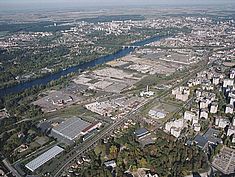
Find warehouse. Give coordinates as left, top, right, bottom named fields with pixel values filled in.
left=51, top=117, right=101, bottom=142
left=25, top=146, right=64, bottom=172
left=51, top=117, right=92, bottom=141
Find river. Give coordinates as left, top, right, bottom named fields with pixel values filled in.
left=0, top=35, right=164, bottom=98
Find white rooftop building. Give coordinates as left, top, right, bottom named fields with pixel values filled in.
left=184, top=111, right=196, bottom=122
left=148, top=110, right=166, bottom=119
left=170, top=127, right=181, bottom=138
left=212, top=76, right=220, bottom=85
left=223, top=79, right=234, bottom=88
left=193, top=123, right=201, bottom=132
left=215, top=117, right=230, bottom=128
left=172, top=86, right=190, bottom=102
left=140, top=85, right=155, bottom=97
left=210, top=102, right=218, bottom=114
left=227, top=126, right=235, bottom=136
left=200, top=109, right=209, bottom=119
left=225, top=104, right=233, bottom=114
left=25, top=146, right=64, bottom=172
left=165, top=119, right=184, bottom=138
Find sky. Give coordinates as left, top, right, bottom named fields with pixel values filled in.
left=0, top=0, right=234, bottom=12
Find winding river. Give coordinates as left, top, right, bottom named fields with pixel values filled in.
left=0, top=35, right=164, bottom=98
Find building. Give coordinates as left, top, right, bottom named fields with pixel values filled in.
left=184, top=111, right=196, bottom=122
left=229, top=96, right=235, bottom=106
left=193, top=135, right=208, bottom=150
left=134, top=128, right=149, bottom=138
left=230, top=69, right=235, bottom=79
left=210, top=102, right=218, bottom=114
left=199, top=99, right=209, bottom=109
left=165, top=119, right=184, bottom=138
left=104, top=160, right=117, bottom=168
left=215, top=117, right=230, bottom=128
left=37, top=122, right=52, bottom=134
left=25, top=146, right=64, bottom=172
left=176, top=93, right=189, bottom=102
left=148, top=110, right=166, bottom=119
left=212, top=76, right=220, bottom=85
left=233, top=118, right=235, bottom=126
left=223, top=79, right=234, bottom=88
left=193, top=123, right=201, bottom=132
left=140, top=85, right=154, bottom=97
left=203, top=128, right=222, bottom=145
left=200, top=109, right=209, bottom=119
left=227, top=126, right=235, bottom=136
left=165, top=119, right=184, bottom=132
left=192, top=116, right=199, bottom=125
left=195, top=89, right=202, bottom=97
left=172, top=86, right=190, bottom=102
left=225, top=104, right=233, bottom=114
left=193, top=128, right=222, bottom=150
left=51, top=117, right=101, bottom=141
left=212, top=146, right=235, bottom=174
left=170, top=127, right=181, bottom=138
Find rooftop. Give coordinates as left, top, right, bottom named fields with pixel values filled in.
left=193, top=135, right=208, bottom=149
left=134, top=128, right=149, bottom=138
left=203, top=128, right=222, bottom=144
left=25, top=146, right=64, bottom=172
left=51, top=117, right=91, bottom=141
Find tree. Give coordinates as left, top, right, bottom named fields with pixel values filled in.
left=109, top=145, right=118, bottom=159
left=139, top=157, right=147, bottom=168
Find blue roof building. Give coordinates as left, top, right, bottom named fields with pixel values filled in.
left=134, top=128, right=149, bottom=138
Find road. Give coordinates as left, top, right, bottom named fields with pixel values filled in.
left=2, top=159, right=21, bottom=177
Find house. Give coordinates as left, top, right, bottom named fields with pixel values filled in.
left=104, top=160, right=116, bottom=168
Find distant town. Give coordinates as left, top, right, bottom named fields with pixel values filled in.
left=0, top=4, right=235, bottom=177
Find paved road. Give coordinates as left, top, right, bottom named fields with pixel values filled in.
left=2, top=159, right=21, bottom=177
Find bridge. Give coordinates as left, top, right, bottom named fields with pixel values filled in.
left=122, top=45, right=139, bottom=49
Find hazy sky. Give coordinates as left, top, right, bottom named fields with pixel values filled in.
left=0, top=0, right=234, bottom=11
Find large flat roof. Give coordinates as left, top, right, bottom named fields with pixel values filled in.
left=52, top=117, right=91, bottom=140
left=134, top=128, right=149, bottom=138
left=25, top=146, right=64, bottom=172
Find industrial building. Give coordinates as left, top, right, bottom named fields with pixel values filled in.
left=134, top=128, right=149, bottom=138
left=25, top=146, right=64, bottom=172
left=51, top=117, right=101, bottom=141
